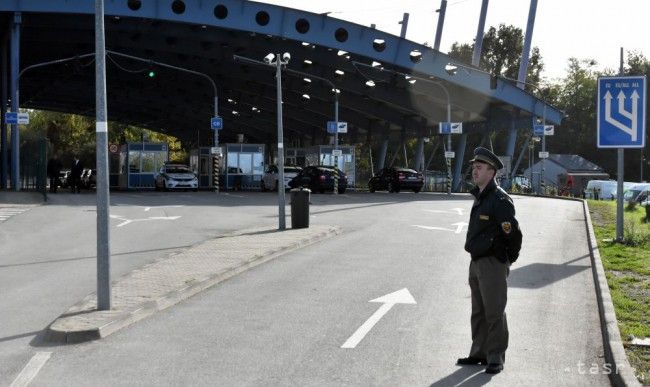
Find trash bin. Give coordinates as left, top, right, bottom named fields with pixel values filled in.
left=290, top=187, right=310, bottom=229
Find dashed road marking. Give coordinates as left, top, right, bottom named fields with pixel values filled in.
left=10, top=352, right=51, bottom=387
left=0, top=206, right=32, bottom=223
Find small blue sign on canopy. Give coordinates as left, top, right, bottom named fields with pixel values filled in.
left=327, top=121, right=347, bottom=134
left=211, top=116, right=223, bottom=130
left=597, top=76, right=646, bottom=148
left=4, top=112, right=29, bottom=124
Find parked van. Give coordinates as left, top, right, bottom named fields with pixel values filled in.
left=610, top=182, right=637, bottom=198
left=623, top=183, right=650, bottom=203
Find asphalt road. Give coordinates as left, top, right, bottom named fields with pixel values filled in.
left=0, top=191, right=610, bottom=386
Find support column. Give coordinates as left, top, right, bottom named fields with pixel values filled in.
left=452, top=133, right=467, bottom=191
left=1, top=36, right=8, bottom=189
left=377, top=123, right=389, bottom=171
left=10, top=13, right=20, bottom=191
left=506, top=0, right=537, bottom=183
left=415, top=136, right=424, bottom=171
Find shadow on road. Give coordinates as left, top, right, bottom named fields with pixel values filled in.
left=509, top=254, right=591, bottom=289
left=429, top=366, right=494, bottom=386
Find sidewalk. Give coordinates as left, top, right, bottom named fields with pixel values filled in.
left=45, top=224, right=341, bottom=343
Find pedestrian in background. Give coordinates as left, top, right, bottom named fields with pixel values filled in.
left=47, top=153, right=62, bottom=193
left=70, top=156, right=84, bottom=194
left=457, top=147, right=522, bottom=375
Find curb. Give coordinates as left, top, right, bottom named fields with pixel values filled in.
left=582, top=200, right=641, bottom=386
left=44, top=225, right=342, bottom=344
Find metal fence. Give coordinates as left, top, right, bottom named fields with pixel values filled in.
left=19, top=138, right=48, bottom=198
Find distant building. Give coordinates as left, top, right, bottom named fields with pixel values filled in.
left=522, top=154, right=609, bottom=195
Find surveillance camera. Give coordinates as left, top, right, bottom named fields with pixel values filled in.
left=282, top=52, right=291, bottom=62
left=264, top=53, right=275, bottom=64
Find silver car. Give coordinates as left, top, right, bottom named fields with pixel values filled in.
left=155, top=164, right=198, bottom=191
left=261, top=165, right=302, bottom=191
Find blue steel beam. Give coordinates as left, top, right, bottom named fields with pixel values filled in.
left=0, top=0, right=561, bottom=124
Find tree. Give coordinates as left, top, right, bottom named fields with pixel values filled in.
left=448, top=24, right=544, bottom=89
left=22, top=110, right=187, bottom=167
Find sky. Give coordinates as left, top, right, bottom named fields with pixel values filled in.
left=257, top=0, right=650, bottom=82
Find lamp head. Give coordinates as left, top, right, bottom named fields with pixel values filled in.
left=264, top=53, right=275, bottom=64
left=444, top=63, right=458, bottom=76
left=282, top=52, right=291, bottom=62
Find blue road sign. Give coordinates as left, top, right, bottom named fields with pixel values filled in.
left=4, top=112, right=29, bottom=124
left=597, top=76, right=646, bottom=148
left=533, top=125, right=554, bottom=136
left=326, top=121, right=347, bottom=134
left=5, top=112, right=17, bottom=124
left=211, top=116, right=223, bottom=130
left=438, top=122, right=463, bottom=134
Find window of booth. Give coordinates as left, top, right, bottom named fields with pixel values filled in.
left=253, top=153, right=264, bottom=174
left=129, top=151, right=140, bottom=173
left=239, top=153, right=252, bottom=174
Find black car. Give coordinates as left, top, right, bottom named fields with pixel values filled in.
left=368, top=167, right=423, bottom=193
left=288, top=166, right=347, bottom=194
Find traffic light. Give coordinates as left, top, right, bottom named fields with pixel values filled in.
left=148, top=70, right=155, bottom=78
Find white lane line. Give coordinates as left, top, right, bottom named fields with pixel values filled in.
left=10, top=352, right=52, bottom=387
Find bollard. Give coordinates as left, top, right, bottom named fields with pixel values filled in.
left=290, top=187, right=310, bottom=228
left=646, top=204, right=650, bottom=222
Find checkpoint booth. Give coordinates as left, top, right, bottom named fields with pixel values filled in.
left=224, top=143, right=265, bottom=190
left=191, top=144, right=264, bottom=190
left=117, top=142, right=168, bottom=189
left=305, top=145, right=356, bottom=188
left=189, top=147, right=223, bottom=189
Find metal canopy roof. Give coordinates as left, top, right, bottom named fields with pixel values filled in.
left=0, top=0, right=562, bottom=147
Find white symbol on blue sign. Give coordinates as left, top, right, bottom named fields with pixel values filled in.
left=211, top=117, right=223, bottom=130
left=4, top=112, right=29, bottom=124
left=597, top=76, right=646, bottom=148
left=533, top=125, right=554, bottom=136
left=327, top=121, right=347, bottom=134
left=439, top=122, right=462, bottom=134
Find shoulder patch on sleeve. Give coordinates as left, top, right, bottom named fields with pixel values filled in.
left=501, top=222, right=512, bottom=234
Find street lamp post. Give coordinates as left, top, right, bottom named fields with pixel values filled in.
left=233, top=53, right=291, bottom=230
left=274, top=53, right=287, bottom=229
left=281, top=67, right=340, bottom=194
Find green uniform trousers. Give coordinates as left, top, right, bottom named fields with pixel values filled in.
left=468, top=255, right=509, bottom=365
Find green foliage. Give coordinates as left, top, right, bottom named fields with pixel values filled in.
left=22, top=110, right=186, bottom=166
left=448, top=24, right=544, bottom=88
left=590, top=201, right=650, bottom=383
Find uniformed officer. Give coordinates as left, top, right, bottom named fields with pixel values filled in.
left=457, top=147, right=522, bottom=374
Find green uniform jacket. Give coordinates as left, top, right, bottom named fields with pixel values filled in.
left=464, top=179, right=522, bottom=263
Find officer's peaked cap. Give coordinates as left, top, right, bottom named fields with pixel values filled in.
left=469, top=147, right=503, bottom=170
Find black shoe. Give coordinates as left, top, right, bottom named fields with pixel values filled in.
left=485, top=363, right=503, bottom=374
left=457, top=356, right=487, bottom=365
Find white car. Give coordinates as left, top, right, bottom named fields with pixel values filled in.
left=261, top=165, right=302, bottom=191
left=155, top=164, right=198, bottom=191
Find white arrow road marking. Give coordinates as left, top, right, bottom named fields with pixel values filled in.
left=413, top=225, right=454, bottom=232
left=424, top=207, right=464, bottom=215
left=143, top=205, right=184, bottom=212
left=452, top=222, right=468, bottom=234
left=10, top=352, right=51, bottom=387
left=341, top=288, right=416, bottom=349
left=110, top=214, right=181, bottom=227
left=413, top=222, right=467, bottom=234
